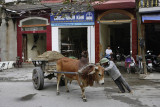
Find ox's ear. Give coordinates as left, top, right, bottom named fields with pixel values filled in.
left=95, top=66, right=98, bottom=70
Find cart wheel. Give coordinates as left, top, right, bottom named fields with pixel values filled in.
left=32, top=67, right=44, bottom=90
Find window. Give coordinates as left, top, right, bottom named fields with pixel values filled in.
left=22, top=19, right=47, bottom=26
left=101, top=13, right=130, bottom=21
left=22, top=26, right=46, bottom=31
left=19, top=17, right=49, bottom=31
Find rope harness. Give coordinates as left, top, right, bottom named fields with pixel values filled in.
left=48, top=64, right=96, bottom=86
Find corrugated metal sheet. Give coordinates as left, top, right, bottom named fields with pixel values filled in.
left=7, top=4, right=49, bottom=12
left=6, top=0, right=135, bottom=14
left=41, top=0, right=63, bottom=3
left=6, top=3, right=93, bottom=13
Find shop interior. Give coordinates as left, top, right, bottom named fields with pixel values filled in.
left=60, top=28, right=87, bottom=58
left=22, top=33, right=47, bottom=61
left=145, top=24, right=160, bottom=55
left=100, top=23, right=130, bottom=59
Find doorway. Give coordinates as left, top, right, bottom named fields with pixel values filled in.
left=22, top=33, right=47, bottom=61
left=60, top=28, right=87, bottom=58
left=100, top=23, right=130, bottom=59
left=145, top=24, right=160, bottom=55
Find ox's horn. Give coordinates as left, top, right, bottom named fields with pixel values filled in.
left=78, top=64, right=95, bottom=73
left=88, top=68, right=96, bottom=75
left=95, top=66, right=98, bottom=70
left=88, top=66, right=99, bottom=75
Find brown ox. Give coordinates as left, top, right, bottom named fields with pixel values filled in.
left=56, top=57, right=104, bottom=102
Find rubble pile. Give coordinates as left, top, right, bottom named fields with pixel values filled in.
left=33, top=51, right=64, bottom=62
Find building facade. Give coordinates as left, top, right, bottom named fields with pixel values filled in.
left=0, top=5, right=17, bottom=61
left=139, top=0, right=160, bottom=55
left=17, top=15, right=52, bottom=61
left=93, top=0, right=137, bottom=62
left=50, top=10, right=95, bottom=63
left=0, top=0, right=138, bottom=64
left=0, top=1, right=52, bottom=62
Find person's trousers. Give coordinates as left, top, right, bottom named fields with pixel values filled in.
left=114, top=76, right=131, bottom=93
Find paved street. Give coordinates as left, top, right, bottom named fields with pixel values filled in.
left=0, top=66, right=160, bottom=107
left=1, top=0, right=160, bottom=107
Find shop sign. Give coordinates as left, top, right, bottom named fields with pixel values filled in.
left=142, top=14, right=160, bottom=22
left=50, top=11, right=95, bottom=26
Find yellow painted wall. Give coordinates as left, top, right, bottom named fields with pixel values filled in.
left=100, top=24, right=110, bottom=59
left=27, top=33, right=46, bottom=61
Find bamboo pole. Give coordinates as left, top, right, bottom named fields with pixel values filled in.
left=136, top=0, right=147, bottom=75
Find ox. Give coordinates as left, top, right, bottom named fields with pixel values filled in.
left=56, top=57, right=104, bottom=102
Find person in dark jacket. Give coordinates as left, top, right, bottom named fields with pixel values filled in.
left=100, top=58, right=133, bottom=93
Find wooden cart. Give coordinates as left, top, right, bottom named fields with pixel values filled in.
left=32, top=51, right=65, bottom=90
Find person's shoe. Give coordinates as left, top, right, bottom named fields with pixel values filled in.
left=129, top=90, right=133, bottom=94
left=118, top=91, right=121, bottom=93
left=118, top=91, right=125, bottom=93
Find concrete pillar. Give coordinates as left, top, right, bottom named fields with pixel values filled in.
left=0, top=11, right=17, bottom=61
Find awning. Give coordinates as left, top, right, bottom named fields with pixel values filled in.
left=6, top=3, right=93, bottom=14
left=93, top=0, right=135, bottom=10
left=142, top=14, right=160, bottom=22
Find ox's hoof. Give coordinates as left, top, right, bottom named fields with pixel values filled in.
left=83, top=98, right=87, bottom=102
left=56, top=92, right=60, bottom=95
left=66, top=90, right=70, bottom=93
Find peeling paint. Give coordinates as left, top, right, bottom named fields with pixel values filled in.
left=6, top=20, right=9, bottom=61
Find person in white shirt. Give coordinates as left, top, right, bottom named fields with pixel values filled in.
left=105, top=45, right=113, bottom=60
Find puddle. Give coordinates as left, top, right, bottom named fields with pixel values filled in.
left=20, top=93, right=37, bottom=101
left=112, top=95, right=149, bottom=107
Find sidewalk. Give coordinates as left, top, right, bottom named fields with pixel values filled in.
left=115, top=61, right=160, bottom=80
left=140, top=72, right=160, bottom=80
left=0, top=67, right=34, bottom=81
left=1, top=64, right=160, bottom=82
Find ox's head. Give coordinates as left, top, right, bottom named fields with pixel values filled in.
left=78, top=64, right=104, bottom=85
left=90, top=65, right=105, bottom=85
left=81, top=51, right=88, bottom=58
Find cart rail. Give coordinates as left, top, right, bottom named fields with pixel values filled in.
left=47, top=70, right=78, bottom=74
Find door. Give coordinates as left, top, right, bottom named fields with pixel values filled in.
left=22, top=34, right=27, bottom=61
